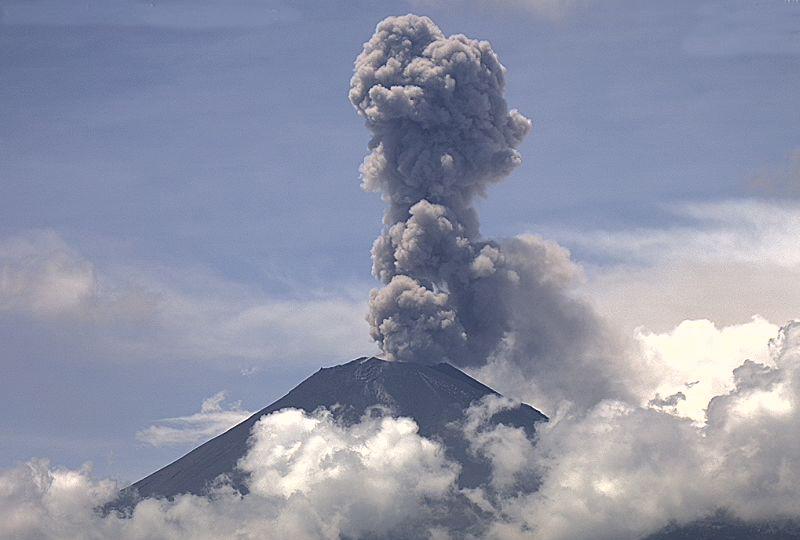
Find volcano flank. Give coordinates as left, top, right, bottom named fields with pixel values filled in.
left=122, top=357, right=547, bottom=503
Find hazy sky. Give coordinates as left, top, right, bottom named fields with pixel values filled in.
left=2, top=0, right=799, bottom=484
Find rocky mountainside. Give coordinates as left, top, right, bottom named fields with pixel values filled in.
left=116, top=357, right=800, bottom=539
left=122, top=356, right=547, bottom=502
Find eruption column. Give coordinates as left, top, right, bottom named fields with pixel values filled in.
left=350, top=14, right=531, bottom=365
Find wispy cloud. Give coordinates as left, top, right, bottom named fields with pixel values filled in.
left=567, top=200, right=800, bottom=267
left=136, top=391, right=252, bottom=447
left=0, top=230, right=376, bottom=369
left=544, top=199, right=800, bottom=332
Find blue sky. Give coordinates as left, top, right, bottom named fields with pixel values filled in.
left=1, top=0, right=799, bottom=483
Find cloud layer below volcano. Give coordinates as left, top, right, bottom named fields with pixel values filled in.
left=3, top=320, right=800, bottom=540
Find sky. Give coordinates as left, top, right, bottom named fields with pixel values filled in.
left=1, top=0, right=799, bottom=504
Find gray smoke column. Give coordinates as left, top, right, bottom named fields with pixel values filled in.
left=350, top=14, right=530, bottom=361
left=350, top=15, right=630, bottom=409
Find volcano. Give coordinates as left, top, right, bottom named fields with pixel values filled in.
left=122, top=357, right=547, bottom=503
left=116, top=357, right=800, bottom=539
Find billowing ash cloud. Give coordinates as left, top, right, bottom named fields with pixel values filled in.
left=350, top=14, right=530, bottom=366
left=351, top=15, right=631, bottom=411
left=349, top=15, right=531, bottom=227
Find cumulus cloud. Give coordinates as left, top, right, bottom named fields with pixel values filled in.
left=635, top=317, right=779, bottom=423
left=0, top=229, right=374, bottom=369
left=351, top=14, right=632, bottom=413
left=458, top=321, right=800, bottom=540
left=0, top=460, right=119, bottom=540
left=136, top=392, right=253, bottom=447
left=239, top=409, right=460, bottom=537
left=0, top=410, right=460, bottom=540
left=4, top=321, right=800, bottom=539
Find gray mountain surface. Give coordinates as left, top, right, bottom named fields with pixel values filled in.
left=116, top=357, right=799, bottom=539
left=121, top=356, right=547, bottom=503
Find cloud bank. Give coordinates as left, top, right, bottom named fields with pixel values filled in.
left=1, top=410, right=460, bottom=540
left=480, top=320, right=800, bottom=539
left=3, top=321, right=800, bottom=539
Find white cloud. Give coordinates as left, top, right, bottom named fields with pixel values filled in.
left=553, top=199, right=800, bottom=333
left=577, top=200, right=800, bottom=268
left=0, top=459, right=134, bottom=540
left=0, top=230, right=157, bottom=323
left=0, top=411, right=460, bottom=540
left=240, top=409, right=459, bottom=537
left=462, top=395, right=538, bottom=491
left=136, top=391, right=252, bottom=447
left=636, top=316, right=780, bottom=423
left=466, top=321, right=800, bottom=540
left=4, top=320, right=800, bottom=539
left=0, top=230, right=376, bottom=369
left=483, top=402, right=714, bottom=540
left=0, top=230, right=99, bottom=318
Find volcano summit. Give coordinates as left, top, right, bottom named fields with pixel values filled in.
left=122, top=357, right=547, bottom=503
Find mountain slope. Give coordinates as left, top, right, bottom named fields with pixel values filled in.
left=124, top=357, right=547, bottom=502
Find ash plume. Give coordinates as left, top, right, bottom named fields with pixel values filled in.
left=350, top=15, right=630, bottom=409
